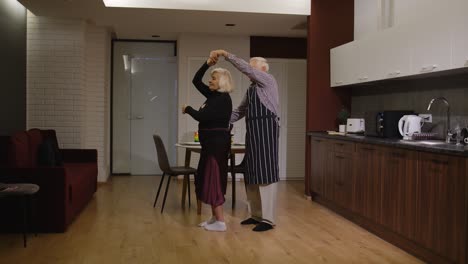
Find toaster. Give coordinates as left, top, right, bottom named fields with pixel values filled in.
left=346, top=118, right=365, bottom=133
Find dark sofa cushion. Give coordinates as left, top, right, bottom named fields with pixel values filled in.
left=8, top=131, right=30, bottom=168
left=0, top=136, right=9, bottom=166
left=38, top=138, right=63, bottom=167
left=28, top=129, right=43, bottom=167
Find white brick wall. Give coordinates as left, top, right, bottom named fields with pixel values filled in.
left=26, top=11, right=110, bottom=182
left=84, top=25, right=110, bottom=182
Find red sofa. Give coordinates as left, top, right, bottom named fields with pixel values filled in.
left=0, top=129, right=97, bottom=232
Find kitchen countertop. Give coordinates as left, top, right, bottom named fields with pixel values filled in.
left=307, top=131, right=468, bottom=157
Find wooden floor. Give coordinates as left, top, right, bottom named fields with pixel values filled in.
left=0, top=176, right=423, bottom=264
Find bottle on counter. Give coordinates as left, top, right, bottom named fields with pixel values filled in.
left=194, top=131, right=199, bottom=142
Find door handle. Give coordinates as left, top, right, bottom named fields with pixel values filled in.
left=135, top=115, right=144, bottom=119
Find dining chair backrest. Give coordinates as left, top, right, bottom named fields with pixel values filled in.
left=153, top=134, right=171, bottom=173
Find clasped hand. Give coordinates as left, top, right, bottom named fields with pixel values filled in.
left=207, top=50, right=228, bottom=66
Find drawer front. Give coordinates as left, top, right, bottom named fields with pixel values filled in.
left=331, top=140, right=355, bottom=153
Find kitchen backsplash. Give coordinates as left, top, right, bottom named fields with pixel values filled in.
left=351, top=74, right=468, bottom=137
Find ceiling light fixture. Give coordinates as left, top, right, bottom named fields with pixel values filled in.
left=101, top=0, right=310, bottom=16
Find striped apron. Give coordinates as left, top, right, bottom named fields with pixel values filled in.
left=245, top=85, right=280, bottom=185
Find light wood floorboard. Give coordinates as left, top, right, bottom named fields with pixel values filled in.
left=0, top=176, right=423, bottom=264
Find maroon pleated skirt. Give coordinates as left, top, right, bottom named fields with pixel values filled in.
left=195, top=129, right=230, bottom=207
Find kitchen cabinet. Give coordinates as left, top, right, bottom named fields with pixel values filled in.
left=310, top=138, right=327, bottom=195
left=451, top=1, right=468, bottom=69
left=354, top=0, right=380, bottom=40
left=309, top=134, right=468, bottom=264
left=380, top=147, right=417, bottom=240
left=353, top=144, right=382, bottom=222
left=393, top=0, right=419, bottom=27
left=331, top=0, right=467, bottom=87
left=355, top=36, right=381, bottom=83
left=415, top=153, right=466, bottom=263
left=330, top=42, right=356, bottom=87
left=376, top=26, right=411, bottom=79
left=329, top=140, right=354, bottom=208
left=410, top=20, right=452, bottom=75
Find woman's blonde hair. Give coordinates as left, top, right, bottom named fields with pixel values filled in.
left=211, top=68, right=234, bottom=93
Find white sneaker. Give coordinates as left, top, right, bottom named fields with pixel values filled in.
left=204, top=221, right=227, bottom=232
left=198, top=216, right=216, bottom=227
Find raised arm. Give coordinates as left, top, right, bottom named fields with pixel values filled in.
left=211, top=50, right=274, bottom=88
left=192, top=61, right=213, bottom=98
left=230, top=92, right=248, bottom=123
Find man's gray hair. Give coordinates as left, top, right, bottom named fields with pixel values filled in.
left=250, top=57, right=269, bottom=72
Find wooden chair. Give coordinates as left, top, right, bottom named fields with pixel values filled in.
left=153, top=134, right=197, bottom=213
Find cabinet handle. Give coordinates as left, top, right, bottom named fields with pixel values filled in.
left=431, top=64, right=438, bottom=70
left=335, top=81, right=343, bottom=84
left=335, top=143, right=345, bottom=146
left=431, top=159, right=448, bottom=165
left=395, top=70, right=401, bottom=75
left=335, top=155, right=345, bottom=159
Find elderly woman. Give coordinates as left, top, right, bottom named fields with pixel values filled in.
left=182, top=57, right=233, bottom=232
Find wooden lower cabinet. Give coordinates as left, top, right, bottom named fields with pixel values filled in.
left=380, top=147, right=418, bottom=241
left=309, top=136, right=468, bottom=264
left=415, top=153, right=466, bottom=263
left=353, top=144, right=382, bottom=223
left=310, top=138, right=327, bottom=196
left=329, top=151, right=353, bottom=209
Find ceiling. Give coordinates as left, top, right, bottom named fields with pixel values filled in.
left=19, top=0, right=308, bottom=40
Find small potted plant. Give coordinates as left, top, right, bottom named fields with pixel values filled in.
left=337, top=107, right=350, bottom=133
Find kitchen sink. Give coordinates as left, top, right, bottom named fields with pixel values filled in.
left=399, top=140, right=449, bottom=146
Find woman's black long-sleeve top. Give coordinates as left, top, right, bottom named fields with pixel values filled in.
left=185, top=62, right=232, bottom=130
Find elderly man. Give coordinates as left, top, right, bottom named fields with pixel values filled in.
left=210, top=50, right=279, bottom=232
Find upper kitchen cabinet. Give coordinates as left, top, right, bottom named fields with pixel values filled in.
left=331, top=0, right=465, bottom=87
left=355, top=35, right=382, bottom=83
left=393, top=0, right=418, bottom=27
left=409, top=19, right=452, bottom=75
left=451, top=0, right=468, bottom=69
left=330, top=42, right=356, bottom=87
left=376, top=26, right=411, bottom=80
left=354, top=0, right=380, bottom=40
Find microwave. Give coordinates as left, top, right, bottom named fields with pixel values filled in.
left=364, top=110, right=414, bottom=138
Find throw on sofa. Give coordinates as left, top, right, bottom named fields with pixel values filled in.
left=0, top=129, right=97, bottom=232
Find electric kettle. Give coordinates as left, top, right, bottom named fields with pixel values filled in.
left=398, top=115, right=424, bottom=140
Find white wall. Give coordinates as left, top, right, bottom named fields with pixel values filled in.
left=84, top=25, right=111, bottom=181
left=26, top=11, right=111, bottom=182
left=177, top=33, right=250, bottom=169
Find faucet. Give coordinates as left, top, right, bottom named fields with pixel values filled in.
left=427, top=97, right=452, bottom=143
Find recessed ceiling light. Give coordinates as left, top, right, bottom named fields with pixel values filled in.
left=225, top=24, right=236, bottom=27
left=151, top=35, right=160, bottom=38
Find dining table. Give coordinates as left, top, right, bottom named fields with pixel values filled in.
left=175, top=142, right=246, bottom=214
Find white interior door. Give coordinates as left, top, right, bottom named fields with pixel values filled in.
left=268, top=59, right=307, bottom=180
left=130, top=57, right=177, bottom=175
